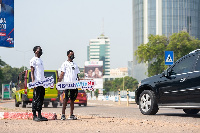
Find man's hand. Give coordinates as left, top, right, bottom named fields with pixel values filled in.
left=58, top=71, right=64, bottom=82
left=31, top=66, right=35, bottom=82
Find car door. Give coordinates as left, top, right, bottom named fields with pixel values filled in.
left=157, top=55, right=196, bottom=104
left=186, top=53, right=200, bottom=104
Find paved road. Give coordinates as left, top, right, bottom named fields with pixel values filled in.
left=0, top=99, right=199, bottom=118
left=0, top=99, right=199, bottom=133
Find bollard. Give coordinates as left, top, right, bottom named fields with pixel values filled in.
left=127, top=89, right=129, bottom=106
left=118, top=89, right=121, bottom=105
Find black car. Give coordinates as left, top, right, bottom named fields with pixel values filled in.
left=135, top=49, right=200, bottom=115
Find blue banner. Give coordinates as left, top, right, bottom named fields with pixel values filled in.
left=0, top=0, right=14, bottom=48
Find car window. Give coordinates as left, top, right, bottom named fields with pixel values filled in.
left=18, top=72, right=25, bottom=89
left=29, top=72, right=56, bottom=84
left=171, top=55, right=195, bottom=75
left=194, top=55, right=200, bottom=71
left=78, top=90, right=85, bottom=93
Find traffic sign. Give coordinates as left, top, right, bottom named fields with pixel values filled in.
left=165, top=51, right=174, bottom=65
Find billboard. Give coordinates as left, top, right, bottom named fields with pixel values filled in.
left=2, top=84, right=11, bottom=99
left=0, top=0, right=14, bottom=48
left=84, top=61, right=103, bottom=89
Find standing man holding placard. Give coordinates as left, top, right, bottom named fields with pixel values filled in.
left=58, top=50, right=80, bottom=120
left=30, top=46, right=48, bottom=122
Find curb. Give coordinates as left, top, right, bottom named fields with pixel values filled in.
left=0, top=112, right=57, bottom=120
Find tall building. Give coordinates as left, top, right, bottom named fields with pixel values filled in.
left=87, top=34, right=110, bottom=76
left=132, top=0, right=200, bottom=81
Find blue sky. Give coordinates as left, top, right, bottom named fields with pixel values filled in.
left=0, top=0, right=132, bottom=70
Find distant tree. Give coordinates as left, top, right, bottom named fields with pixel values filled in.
left=0, top=57, right=6, bottom=80
left=94, top=89, right=99, bottom=98
left=135, top=34, right=168, bottom=77
left=167, top=31, right=200, bottom=61
left=103, top=80, right=112, bottom=95
left=1, top=65, right=13, bottom=84
left=103, top=76, right=138, bottom=94
left=1, top=65, right=28, bottom=84
left=111, top=78, right=123, bottom=91
left=135, top=31, right=200, bottom=77
left=124, top=76, right=138, bottom=91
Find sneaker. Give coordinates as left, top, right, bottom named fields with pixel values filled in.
left=61, top=114, right=66, bottom=120
left=38, top=116, right=48, bottom=121
left=68, top=114, right=77, bottom=120
left=33, top=116, right=40, bottom=122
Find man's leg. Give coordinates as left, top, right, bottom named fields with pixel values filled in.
left=32, top=87, right=40, bottom=121
left=61, top=90, right=69, bottom=120
left=70, top=100, right=74, bottom=116
left=68, top=89, right=78, bottom=119
left=38, top=86, right=45, bottom=119
left=62, top=98, right=67, bottom=115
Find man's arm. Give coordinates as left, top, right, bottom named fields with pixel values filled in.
left=58, top=71, right=64, bottom=82
left=31, top=66, right=35, bottom=82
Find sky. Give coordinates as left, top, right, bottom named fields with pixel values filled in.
left=0, top=0, right=132, bottom=70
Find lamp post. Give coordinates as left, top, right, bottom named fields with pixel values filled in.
left=123, top=73, right=125, bottom=91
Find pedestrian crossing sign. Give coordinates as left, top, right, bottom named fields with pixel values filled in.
left=165, top=51, right=174, bottom=65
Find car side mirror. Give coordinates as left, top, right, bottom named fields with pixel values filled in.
left=162, top=70, right=168, bottom=77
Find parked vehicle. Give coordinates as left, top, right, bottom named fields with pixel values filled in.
left=135, top=49, right=200, bottom=115
left=15, top=70, right=59, bottom=108
left=59, top=88, right=87, bottom=106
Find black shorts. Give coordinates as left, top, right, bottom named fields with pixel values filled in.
left=64, top=89, right=78, bottom=101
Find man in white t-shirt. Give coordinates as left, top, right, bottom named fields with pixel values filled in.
left=58, top=50, right=80, bottom=120
left=30, top=46, right=47, bottom=122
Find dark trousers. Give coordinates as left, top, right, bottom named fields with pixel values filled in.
left=32, top=86, right=45, bottom=112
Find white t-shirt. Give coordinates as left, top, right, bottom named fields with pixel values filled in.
left=60, top=61, right=80, bottom=82
left=30, top=56, right=45, bottom=82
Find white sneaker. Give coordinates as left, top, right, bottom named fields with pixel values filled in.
left=68, top=114, right=77, bottom=120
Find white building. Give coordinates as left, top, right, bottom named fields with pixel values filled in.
left=110, top=67, right=128, bottom=77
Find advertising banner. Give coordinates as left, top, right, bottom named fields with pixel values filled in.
left=2, top=84, right=10, bottom=99
left=84, top=61, right=103, bottom=89
left=0, top=0, right=14, bottom=48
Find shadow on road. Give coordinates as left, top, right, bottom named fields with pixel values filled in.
left=156, top=113, right=200, bottom=118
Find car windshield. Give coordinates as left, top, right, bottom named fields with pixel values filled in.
left=29, top=72, right=56, bottom=84
left=78, top=89, right=85, bottom=93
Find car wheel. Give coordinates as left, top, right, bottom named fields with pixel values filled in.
left=15, top=96, right=19, bottom=107
left=183, top=109, right=199, bottom=115
left=44, top=102, right=49, bottom=108
left=60, top=102, right=62, bottom=106
left=84, top=103, right=87, bottom=107
left=52, top=101, right=58, bottom=108
left=79, top=104, right=81, bottom=106
left=139, top=90, right=158, bottom=115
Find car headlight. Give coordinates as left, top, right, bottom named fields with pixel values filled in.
left=138, top=81, right=141, bottom=88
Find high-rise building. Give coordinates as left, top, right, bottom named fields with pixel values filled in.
left=132, top=0, right=200, bottom=81
left=87, top=34, right=110, bottom=76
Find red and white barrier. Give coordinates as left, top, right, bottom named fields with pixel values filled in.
left=0, top=112, right=57, bottom=120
